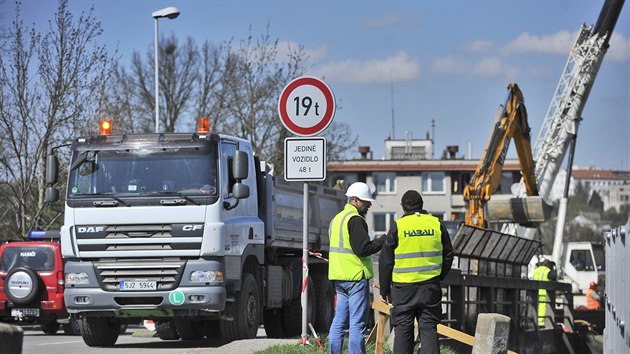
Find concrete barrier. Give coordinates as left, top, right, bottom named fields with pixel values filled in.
left=0, top=322, right=24, bottom=354
left=472, top=313, right=511, bottom=354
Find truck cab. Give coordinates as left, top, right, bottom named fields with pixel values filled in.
left=562, top=242, right=605, bottom=296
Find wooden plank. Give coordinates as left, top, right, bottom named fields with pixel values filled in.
left=375, top=314, right=387, bottom=354
left=370, top=299, right=518, bottom=354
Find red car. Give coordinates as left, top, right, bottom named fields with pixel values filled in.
left=0, top=231, right=79, bottom=334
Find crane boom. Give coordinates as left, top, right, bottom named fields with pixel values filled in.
left=506, top=0, right=625, bottom=250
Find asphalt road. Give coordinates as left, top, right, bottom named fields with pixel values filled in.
left=20, top=325, right=296, bottom=354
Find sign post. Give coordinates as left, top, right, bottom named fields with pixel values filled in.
left=278, top=76, right=335, bottom=344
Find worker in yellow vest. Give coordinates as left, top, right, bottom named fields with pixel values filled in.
left=379, top=190, right=454, bottom=354
left=328, top=182, right=385, bottom=354
left=532, top=258, right=557, bottom=328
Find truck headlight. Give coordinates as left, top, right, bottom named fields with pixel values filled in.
left=190, top=270, right=222, bottom=283
left=65, top=272, right=89, bottom=285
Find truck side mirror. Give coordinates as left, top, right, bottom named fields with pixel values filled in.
left=232, top=151, right=248, bottom=180
left=46, top=154, right=59, bottom=185
left=224, top=150, right=250, bottom=210
left=45, top=186, right=59, bottom=203
left=232, top=183, right=250, bottom=199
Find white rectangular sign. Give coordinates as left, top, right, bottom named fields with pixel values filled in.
left=284, top=137, right=326, bottom=181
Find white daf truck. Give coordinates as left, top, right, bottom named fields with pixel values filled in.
left=45, top=123, right=344, bottom=346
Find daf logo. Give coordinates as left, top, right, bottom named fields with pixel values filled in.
left=182, top=225, right=203, bottom=231
left=78, top=226, right=105, bottom=233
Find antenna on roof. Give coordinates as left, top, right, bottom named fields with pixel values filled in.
left=390, top=78, right=395, bottom=140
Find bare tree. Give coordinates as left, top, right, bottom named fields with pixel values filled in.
left=114, top=24, right=357, bottom=174
left=0, top=0, right=114, bottom=239
left=128, top=34, right=198, bottom=133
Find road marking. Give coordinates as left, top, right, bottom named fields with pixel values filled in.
left=37, top=340, right=84, bottom=345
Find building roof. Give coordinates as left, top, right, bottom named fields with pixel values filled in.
left=572, top=169, right=622, bottom=180
left=327, top=158, right=523, bottom=172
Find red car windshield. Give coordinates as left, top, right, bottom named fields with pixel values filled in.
left=0, top=246, right=55, bottom=272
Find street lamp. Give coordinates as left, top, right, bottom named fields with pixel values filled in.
left=152, top=6, right=180, bottom=133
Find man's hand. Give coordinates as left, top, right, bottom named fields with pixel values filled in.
left=379, top=294, right=390, bottom=304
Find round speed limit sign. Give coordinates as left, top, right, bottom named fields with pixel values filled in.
left=278, top=76, right=335, bottom=136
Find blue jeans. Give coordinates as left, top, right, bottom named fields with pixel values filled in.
left=328, top=279, right=369, bottom=354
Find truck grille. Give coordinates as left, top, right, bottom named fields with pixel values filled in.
left=74, top=224, right=203, bottom=258
left=94, top=261, right=185, bottom=291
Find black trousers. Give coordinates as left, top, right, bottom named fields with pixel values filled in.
left=391, top=281, right=442, bottom=354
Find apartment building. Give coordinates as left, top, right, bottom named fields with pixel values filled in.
left=326, top=139, right=523, bottom=237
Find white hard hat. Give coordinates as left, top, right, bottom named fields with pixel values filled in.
left=345, top=182, right=375, bottom=202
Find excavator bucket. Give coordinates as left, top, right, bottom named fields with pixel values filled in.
left=486, top=196, right=552, bottom=226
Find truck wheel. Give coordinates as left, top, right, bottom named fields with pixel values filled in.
left=155, top=320, right=179, bottom=340
left=40, top=319, right=59, bottom=334
left=282, top=277, right=316, bottom=337
left=221, top=273, right=260, bottom=340
left=62, top=319, right=81, bottom=335
left=175, top=319, right=204, bottom=340
left=313, top=273, right=335, bottom=334
left=79, top=317, right=121, bottom=347
left=204, top=320, right=221, bottom=339
left=5, top=267, right=41, bottom=305
left=263, top=308, right=286, bottom=338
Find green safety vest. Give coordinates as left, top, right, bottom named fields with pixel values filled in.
left=328, top=204, right=374, bottom=281
left=533, top=265, right=551, bottom=327
left=393, top=213, right=443, bottom=283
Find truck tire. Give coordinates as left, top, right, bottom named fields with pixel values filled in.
left=282, top=277, right=316, bottom=337
left=221, top=273, right=260, bottom=340
left=263, top=308, right=286, bottom=338
left=79, top=317, right=121, bottom=347
left=313, top=273, right=335, bottom=334
left=175, top=319, right=204, bottom=340
left=155, top=320, right=179, bottom=340
left=40, top=319, right=59, bottom=334
left=5, top=267, right=41, bottom=305
left=62, top=319, right=81, bottom=335
left=203, top=320, right=221, bottom=339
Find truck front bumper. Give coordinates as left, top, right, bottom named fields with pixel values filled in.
left=65, top=286, right=225, bottom=312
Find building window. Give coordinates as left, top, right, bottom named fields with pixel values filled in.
left=373, top=212, right=396, bottom=233
left=451, top=172, right=471, bottom=194
left=372, top=172, right=396, bottom=194
left=422, top=172, right=445, bottom=194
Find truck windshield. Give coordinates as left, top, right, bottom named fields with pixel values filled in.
left=592, top=244, right=605, bottom=271
left=67, top=147, right=217, bottom=198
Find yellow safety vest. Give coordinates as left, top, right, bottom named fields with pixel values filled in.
left=393, top=213, right=443, bottom=283
left=328, top=204, right=373, bottom=281
left=533, top=265, right=551, bottom=327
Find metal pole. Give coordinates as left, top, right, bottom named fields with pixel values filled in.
left=301, top=182, right=309, bottom=343
left=552, top=134, right=577, bottom=266
left=154, top=18, right=159, bottom=133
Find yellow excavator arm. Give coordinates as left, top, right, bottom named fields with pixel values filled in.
left=463, top=83, right=538, bottom=228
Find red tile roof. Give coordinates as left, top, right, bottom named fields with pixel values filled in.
left=572, top=169, right=621, bottom=180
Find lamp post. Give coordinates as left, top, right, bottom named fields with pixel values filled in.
left=152, top=7, right=180, bottom=133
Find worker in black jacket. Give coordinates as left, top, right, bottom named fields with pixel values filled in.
left=379, top=190, right=454, bottom=354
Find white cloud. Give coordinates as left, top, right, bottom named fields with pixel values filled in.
left=502, top=31, right=574, bottom=55
left=607, top=32, right=630, bottom=62
left=429, top=55, right=468, bottom=75
left=501, top=30, right=629, bottom=62
left=277, top=41, right=328, bottom=63
left=312, top=51, right=420, bottom=84
left=464, top=40, right=494, bottom=53
left=430, top=56, right=518, bottom=79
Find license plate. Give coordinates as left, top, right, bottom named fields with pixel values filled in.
left=120, top=280, right=157, bottom=291
left=11, top=308, right=40, bottom=317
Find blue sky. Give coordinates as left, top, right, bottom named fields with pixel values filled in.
left=8, top=0, right=630, bottom=170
